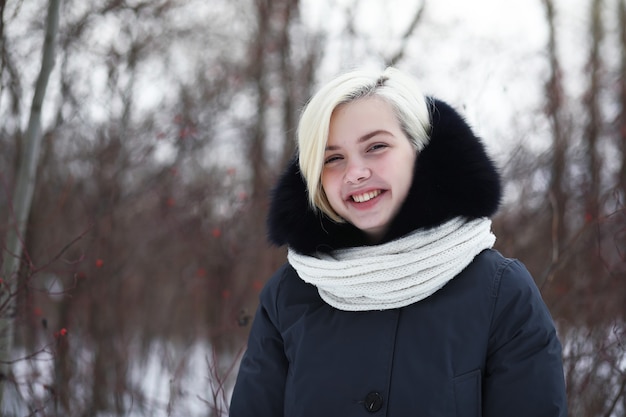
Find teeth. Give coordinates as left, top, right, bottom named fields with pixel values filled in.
left=352, top=190, right=381, bottom=203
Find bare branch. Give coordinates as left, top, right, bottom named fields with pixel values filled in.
left=386, top=1, right=426, bottom=67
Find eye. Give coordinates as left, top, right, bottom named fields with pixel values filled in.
left=368, top=143, right=388, bottom=152
left=324, top=154, right=343, bottom=165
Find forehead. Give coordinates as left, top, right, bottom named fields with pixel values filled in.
left=332, top=96, right=395, bottom=121
left=327, top=97, right=400, bottom=144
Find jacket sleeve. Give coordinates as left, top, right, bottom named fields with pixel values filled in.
left=229, top=267, right=288, bottom=417
left=484, top=259, right=568, bottom=417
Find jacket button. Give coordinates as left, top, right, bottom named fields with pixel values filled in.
left=363, top=391, right=383, bottom=413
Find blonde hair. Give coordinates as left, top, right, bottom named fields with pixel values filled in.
left=297, top=67, right=431, bottom=221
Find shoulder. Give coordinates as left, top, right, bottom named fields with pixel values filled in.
left=462, top=249, right=537, bottom=296
left=261, top=263, right=315, bottom=301
left=259, top=263, right=323, bottom=326
left=260, top=263, right=293, bottom=300
left=479, top=250, right=544, bottom=306
left=444, top=249, right=545, bottom=321
left=445, top=249, right=514, bottom=297
left=465, top=248, right=515, bottom=276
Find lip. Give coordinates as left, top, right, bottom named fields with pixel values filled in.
left=345, top=188, right=383, bottom=201
left=346, top=189, right=386, bottom=209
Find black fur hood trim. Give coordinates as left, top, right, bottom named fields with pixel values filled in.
left=267, top=98, right=501, bottom=255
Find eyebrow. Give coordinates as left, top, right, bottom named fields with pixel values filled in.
left=325, top=129, right=393, bottom=151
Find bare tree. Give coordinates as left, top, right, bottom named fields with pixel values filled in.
left=542, top=0, right=569, bottom=267
left=0, top=0, right=59, bottom=410
left=618, top=0, right=626, bottom=200
left=583, top=0, right=604, bottom=220
left=385, top=1, right=427, bottom=67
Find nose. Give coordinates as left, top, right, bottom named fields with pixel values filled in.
left=344, top=159, right=370, bottom=184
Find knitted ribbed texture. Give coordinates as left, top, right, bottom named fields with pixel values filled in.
left=287, top=217, right=495, bottom=311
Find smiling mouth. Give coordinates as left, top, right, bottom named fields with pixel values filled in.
left=351, top=190, right=382, bottom=203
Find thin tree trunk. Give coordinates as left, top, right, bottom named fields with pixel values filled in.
left=249, top=0, right=271, bottom=201
left=584, top=0, right=604, bottom=221
left=542, top=0, right=568, bottom=269
left=278, top=0, right=298, bottom=165
left=0, top=0, right=60, bottom=408
left=618, top=0, right=626, bottom=200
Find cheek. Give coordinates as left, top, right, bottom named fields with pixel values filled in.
left=321, top=172, right=338, bottom=197
left=320, top=173, right=328, bottom=195
left=394, top=155, right=417, bottom=191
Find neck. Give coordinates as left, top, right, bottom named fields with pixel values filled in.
left=287, top=217, right=496, bottom=311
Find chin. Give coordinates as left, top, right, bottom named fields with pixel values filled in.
left=352, top=221, right=388, bottom=239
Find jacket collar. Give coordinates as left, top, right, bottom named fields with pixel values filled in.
left=266, top=98, right=501, bottom=255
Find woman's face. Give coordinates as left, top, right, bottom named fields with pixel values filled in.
left=322, top=97, right=417, bottom=242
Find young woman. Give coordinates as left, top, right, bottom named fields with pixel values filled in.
left=229, top=67, right=568, bottom=416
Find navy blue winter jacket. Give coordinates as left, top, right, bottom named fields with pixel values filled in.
left=230, top=249, right=567, bottom=416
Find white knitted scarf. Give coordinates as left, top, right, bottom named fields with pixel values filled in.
left=287, top=217, right=495, bottom=311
